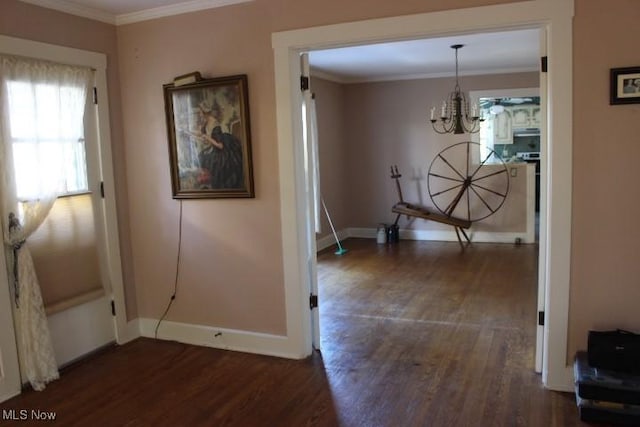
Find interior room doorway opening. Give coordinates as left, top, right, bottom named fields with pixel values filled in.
left=304, top=30, right=546, bottom=373
left=272, top=1, right=574, bottom=391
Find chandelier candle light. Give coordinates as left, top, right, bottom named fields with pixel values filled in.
left=430, top=44, right=483, bottom=134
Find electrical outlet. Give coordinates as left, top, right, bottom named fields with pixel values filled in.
left=510, top=168, right=517, bottom=177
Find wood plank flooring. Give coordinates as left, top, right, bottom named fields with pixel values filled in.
left=0, top=238, right=593, bottom=426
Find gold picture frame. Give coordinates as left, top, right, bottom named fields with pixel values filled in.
left=163, top=74, right=254, bottom=199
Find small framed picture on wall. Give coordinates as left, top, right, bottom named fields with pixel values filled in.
left=610, top=66, right=640, bottom=105
left=163, top=74, right=255, bottom=199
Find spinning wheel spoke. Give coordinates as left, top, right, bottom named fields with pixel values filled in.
left=431, top=183, right=464, bottom=198
left=445, top=185, right=468, bottom=216
left=472, top=168, right=508, bottom=183
left=466, top=141, right=470, bottom=177
left=428, top=172, right=464, bottom=183
left=471, top=182, right=507, bottom=198
left=469, top=185, right=496, bottom=214
left=438, top=154, right=466, bottom=181
left=428, top=141, right=510, bottom=222
left=467, top=186, right=471, bottom=222
left=469, top=151, right=493, bottom=180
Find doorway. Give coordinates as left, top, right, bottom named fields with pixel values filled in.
left=272, top=1, right=574, bottom=391
left=308, top=31, right=545, bottom=373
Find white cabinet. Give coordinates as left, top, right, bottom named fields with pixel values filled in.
left=480, top=108, right=513, bottom=146
left=509, top=105, right=540, bottom=129
left=493, top=110, right=513, bottom=144
left=511, top=107, right=530, bottom=128
left=530, top=107, right=541, bottom=127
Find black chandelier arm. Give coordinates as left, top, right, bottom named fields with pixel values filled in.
left=430, top=119, right=455, bottom=134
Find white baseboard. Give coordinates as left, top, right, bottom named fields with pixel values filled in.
left=346, top=227, right=377, bottom=239
left=316, top=229, right=350, bottom=251
left=138, top=318, right=297, bottom=359
left=122, top=319, right=142, bottom=343
left=317, top=227, right=535, bottom=247
left=546, top=366, right=575, bottom=392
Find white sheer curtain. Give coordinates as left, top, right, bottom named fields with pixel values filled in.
left=0, top=54, right=92, bottom=391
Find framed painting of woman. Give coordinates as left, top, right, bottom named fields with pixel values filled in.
left=163, top=74, right=255, bottom=199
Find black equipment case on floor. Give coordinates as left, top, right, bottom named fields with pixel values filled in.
left=574, top=351, right=640, bottom=425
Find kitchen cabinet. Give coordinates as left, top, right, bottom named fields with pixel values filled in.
left=511, top=107, right=530, bottom=128
left=509, top=105, right=540, bottom=129
left=480, top=108, right=513, bottom=146
left=530, top=107, right=541, bottom=127
left=493, top=110, right=513, bottom=144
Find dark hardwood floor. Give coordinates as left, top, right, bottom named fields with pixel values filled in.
left=0, top=238, right=592, bottom=426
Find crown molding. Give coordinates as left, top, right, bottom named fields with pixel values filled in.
left=311, top=66, right=538, bottom=85
left=18, top=0, right=253, bottom=26
left=19, top=0, right=116, bottom=24
left=116, top=0, right=253, bottom=25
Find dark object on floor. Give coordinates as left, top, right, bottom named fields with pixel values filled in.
left=387, top=223, right=399, bottom=243
left=574, top=351, right=640, bottom=425
left=588, top=329, right=640, bottom=374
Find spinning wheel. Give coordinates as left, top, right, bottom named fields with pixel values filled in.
left=427, top=141, right=509, bottom=222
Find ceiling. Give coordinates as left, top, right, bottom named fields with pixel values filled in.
left=19, top=0, right=253, bottom=24
left=309, top=29, right=540, bottom=83
left=19, top=1, right=540, bottom=82
left=22, top=0, right=216, bottom=16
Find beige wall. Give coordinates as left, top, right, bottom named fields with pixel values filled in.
left=115, top=0, right=522, bottom=335
left=569, top=0, right=640, bottom=357
left=2, top=0, right=639, bottom=359
left=116, top=4, right=286, bottom=333
left=0, top=0, right=137, bottom=319
left=331, top=73, right=538, bottom=232
left=311, top=77, right=350, bottom=240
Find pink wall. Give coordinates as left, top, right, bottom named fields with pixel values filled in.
left=116, top=4, right=287, bottom=333
left=311, top=77, right=350, bottom=240
left=569, top=0, right=640, bottom=357
left=339, top=73, right=538, bottom=232
left=115, top=0, right=522, bottom=335
left=0, top=0, right=137, bottom=319
left=2, top=0, right=640, bottom=357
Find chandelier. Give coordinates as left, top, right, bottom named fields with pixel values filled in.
left=430, top=44, right=482, bottom=134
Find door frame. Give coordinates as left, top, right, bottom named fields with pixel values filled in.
left=272, top=0, right=574, bottom=391
left=0, top=35, right=131, bottom=399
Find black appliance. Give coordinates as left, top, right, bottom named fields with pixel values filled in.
left=516, top=152, right=540, bottom=212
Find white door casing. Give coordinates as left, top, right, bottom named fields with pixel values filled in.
left=536, top=27, right=549, bottom=375
left=300, top=53, right=321, bottom=350
left=0, top=35, right=131, bottom=399
left=272, top=0, right=574, bottom=391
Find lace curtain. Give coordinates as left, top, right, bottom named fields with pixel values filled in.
left=0, top=54, right=92, bottom=391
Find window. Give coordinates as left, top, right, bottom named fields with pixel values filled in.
left=6, top=80, right=88, bottom=200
